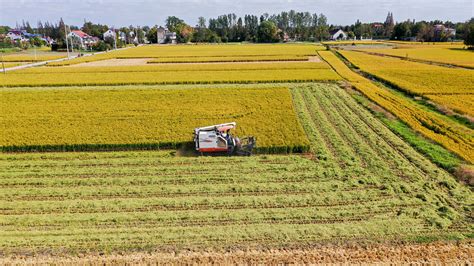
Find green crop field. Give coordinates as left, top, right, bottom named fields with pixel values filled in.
left=1, top=84, right=472, bottom=256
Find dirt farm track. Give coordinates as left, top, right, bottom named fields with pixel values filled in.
left=1, top=241, right=472, bottom=264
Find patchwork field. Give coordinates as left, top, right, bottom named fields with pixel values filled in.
left=1, top=44, right=472, bottom=263
left=1, top=84, right=471, bottom=257
left=0, top=86, right=309, bottom=152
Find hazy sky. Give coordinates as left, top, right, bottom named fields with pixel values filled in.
left=0, top=0, right=472, bottom=27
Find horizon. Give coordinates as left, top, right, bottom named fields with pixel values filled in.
left=0, top=0, right=472, bottom=28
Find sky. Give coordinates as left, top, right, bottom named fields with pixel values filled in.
left=0, top=0, right=472, bottom=28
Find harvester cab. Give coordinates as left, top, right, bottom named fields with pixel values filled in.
left=194, top=122, right=256, bottom=156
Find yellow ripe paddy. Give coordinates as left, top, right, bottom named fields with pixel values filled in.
left=319, top=50, right=474, bottom=163
left=48, top=44, right=325, bottom=66
left=356, top=46, right=474, bottom=68
left=338, top=50, right=474, bottom=116
left=1, top=54, right=66, bottom=62
left=0, top=62, right=340, bottom=87
left=0, top=86, right=310, bottom=152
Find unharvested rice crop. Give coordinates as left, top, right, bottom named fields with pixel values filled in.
left=0, top=86, right=309, bottom=152
left=424, top=94, right=474, bottom=117
left=16, top=62, right=330, bottom=74
left=0, top=62, right=340, bottom=87
left=1, top=54, right=66, bottom=62
left=337, top=50, right=474, bottom=116
left=355, top=46, right=474, bottom=68
left=147, top=54, right=309, bottom=63
left=318, top=50, right=474, bottom=162
left=48, top=44, right=324, bottom=66
left=0, top=84, right=471, bottom=256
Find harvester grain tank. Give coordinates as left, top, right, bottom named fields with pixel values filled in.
left=194, top=122, right=256, bottom=155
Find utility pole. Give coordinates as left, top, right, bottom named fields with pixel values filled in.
left=68, top=25, right=74, bottom=54
left=1, top=53, right=6, bottom=74
left=33, top=28, right=37, bottom=61
left=114, top=29, right=117, bottom=50
left=64, top=23, right=70, bottom=58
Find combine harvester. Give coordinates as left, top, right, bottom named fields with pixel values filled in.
left=194, top=122, right=256, bottom=156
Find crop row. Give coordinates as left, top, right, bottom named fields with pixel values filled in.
left=146, top=55, right=310, bottom=63
left=1, top=54, right=66, bottom=62
left=0, top=68, right=340, bottom=87
left=0, top=87, right=310, bottom=152
left=318, top=51, right=474, bottom=163
left=14, top=62, right=329, bottom=74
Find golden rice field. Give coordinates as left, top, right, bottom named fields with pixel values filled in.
left=322, top=40, right=382, bottom=45
left=0, top=86, right=309, bottom=152
left=1, top=53, right=66, bottom=62
left=0, top=62, right=340, bottom=87
left=147, top=54, right=310, bottom=63
left=318, top=50, right=474, bottom=163
left=338, top=50, right=474, bottom=116
left=355, top=46, right=474, bottom=68
left=48, top=44, right=324, bottom=66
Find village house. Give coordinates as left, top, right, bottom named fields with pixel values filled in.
left=118, top=31, right=126, bottom=42
left=157, top=26, right=177, bottom=44
left=7, top=29, right=41, bottom=41
left=103, top=29, right=116, bottom=40
left=6, top=29, right=51, bottom=44
left=68, top=30, right=99, bottom=48
left=329, top=29, right=347, bottom=40
left=433, top=24, right=456, bottom=41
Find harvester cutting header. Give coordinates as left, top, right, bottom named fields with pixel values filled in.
left=194, top=122, right=256, bottom=156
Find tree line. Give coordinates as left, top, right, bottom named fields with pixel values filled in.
left=1, top=12, right=474, bottom=50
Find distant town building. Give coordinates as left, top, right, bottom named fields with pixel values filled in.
left=329, top=29, right=347, bottom=40
left=157, top=26, right=177, bottom=44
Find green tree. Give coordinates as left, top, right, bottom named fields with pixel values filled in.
left=166, top=16, right=185, bottom=33
left=257, top=20, right=278, bottom=43
left=463, top=18, right=474, bottom=49
left=0, top=26, right=10, bottom=34
left=147, top=26, right=158, bottom=43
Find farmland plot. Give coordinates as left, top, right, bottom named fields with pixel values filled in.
left=0, top=84, right=471, bottom=256
left=318, top=51, right=474, bottom=162
left=355, top=45, right=474, bottom=68
left=0, top=86, right=309, bottom=152
left=47, top=44, right=324, bottom=66
left=338, top=50, right=474, bottom=116
left=0, top=62, right=339, bottom=87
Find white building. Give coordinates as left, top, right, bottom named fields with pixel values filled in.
left=68, top=30, right=99, bottom=48
left=103, top=29, right=116, bottom=40
left=329, top=29, right=347, bottom=41
left=157, top=26, right=177, bottom=44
